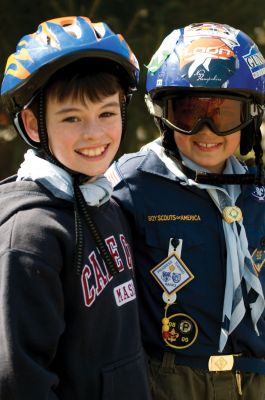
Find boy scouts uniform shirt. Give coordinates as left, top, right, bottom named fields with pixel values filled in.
left=107, top=139, right=265, bottom=373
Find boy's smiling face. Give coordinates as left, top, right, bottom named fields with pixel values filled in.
left=44, top=92, right=122, bottom=176
left=22, top=92, right=122, bottom=177
left=173, top=126, right=241, bottom=173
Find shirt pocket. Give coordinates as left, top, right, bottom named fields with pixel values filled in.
left=143, top=222, right=222, bottom=288
left=101, top=350, right=150, bottom=400
left=144, top=221, right=205, bottom=258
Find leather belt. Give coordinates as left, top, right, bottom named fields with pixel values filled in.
left=147, top=350, right=265, bottom=374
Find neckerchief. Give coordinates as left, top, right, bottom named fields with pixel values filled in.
left=16, top=149, right=113, bottom=206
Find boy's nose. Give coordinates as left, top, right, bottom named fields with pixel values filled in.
left=196, top=122, right=218, bottom=136
left=82, top=121, right=102, bottom=138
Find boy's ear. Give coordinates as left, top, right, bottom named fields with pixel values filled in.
left=20, top=108, right=40, bottom=143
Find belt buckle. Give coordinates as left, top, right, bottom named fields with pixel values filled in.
left=208, top=355, right=234, bottom=372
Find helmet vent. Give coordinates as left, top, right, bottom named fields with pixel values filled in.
left=63, top=24, right=82, bottom=39
left=93, top=29, right=102, bottom=40
left=93, top=23, right=106, bottom=39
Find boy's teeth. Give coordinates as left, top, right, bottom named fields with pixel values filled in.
left=80, top=146, right=105, bottom=156
left=199, top=143, right=217, bottom=148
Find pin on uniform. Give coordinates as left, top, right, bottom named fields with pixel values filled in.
left=150, top=237, right=198, bottom=350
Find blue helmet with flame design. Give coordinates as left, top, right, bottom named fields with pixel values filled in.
left=1, top=16, right=139, bottom=117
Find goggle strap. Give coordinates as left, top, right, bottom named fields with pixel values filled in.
left=194, top=172, right=256, bottom=185
left=173, top=156, right=256, bottom=185
left=145, top=94, right=163, bottom=117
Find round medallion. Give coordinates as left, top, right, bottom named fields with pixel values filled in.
left=222, top=206, right=242, bottom=224
left=162, top=313, right=198, bottom=349
left=162, top=292, right=177, bottom=304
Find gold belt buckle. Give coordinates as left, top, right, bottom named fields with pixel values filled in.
left=208, top=355, right=234, bottom=372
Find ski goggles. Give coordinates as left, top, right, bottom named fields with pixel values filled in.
left=162, top=94, right=260, bottom=136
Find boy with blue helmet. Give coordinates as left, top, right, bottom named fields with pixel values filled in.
left=0, top=16, right=151, bottom=400
left=107, top=22, right=265, bottom=399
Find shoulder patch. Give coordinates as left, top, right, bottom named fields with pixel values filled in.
left=105, top=163, right=123, bottom=187
left=251, top=186, right=265, bottom=203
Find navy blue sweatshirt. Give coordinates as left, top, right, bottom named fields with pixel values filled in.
left=0, top=176, right=151, bottom=400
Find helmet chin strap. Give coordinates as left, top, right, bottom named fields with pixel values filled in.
left=253, top=127, right=265, bottom=185
left=37, top=90, right=119, bottom=276
left=160, top=123, right=264, bottom=186
left=37, top=90, right=87, bottom=180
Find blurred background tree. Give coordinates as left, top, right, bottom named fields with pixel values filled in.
left=0, top=0, right=265, bottom=178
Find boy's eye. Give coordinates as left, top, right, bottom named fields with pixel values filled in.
left=63, top=116, right=79, bottom=123
left=100, top=111, right=116, bottom=118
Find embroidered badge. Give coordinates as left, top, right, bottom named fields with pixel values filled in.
left=251, top=186, right=265, bottom=203
left=252, top=238, right=265, bottom=273
left=150, top=253, right=194, bottom=296
left=162, top=312, right=198, bottom=349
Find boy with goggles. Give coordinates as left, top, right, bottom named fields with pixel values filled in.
left=107, top=22, right=265, bottom=399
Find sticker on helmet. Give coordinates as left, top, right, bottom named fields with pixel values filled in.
left=243, top=47, right=265, bottom=79
left=180, top=37, right=237, bottom=88
left=184, top=23, right=240, bottom=46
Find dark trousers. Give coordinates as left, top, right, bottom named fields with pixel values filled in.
left=148, top=356, right=265, bottom=400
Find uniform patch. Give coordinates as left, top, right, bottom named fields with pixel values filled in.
left=113, top=279, right=136, bottom=306
left=252, top=239, right=265, bottom=274
left=251, top=186, right=265, bottom=202
left=162, top=313, right=198, bottom=349
left=105, top=163, right=122, bottom=187
left=150, top=253, right=194, bottom=296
